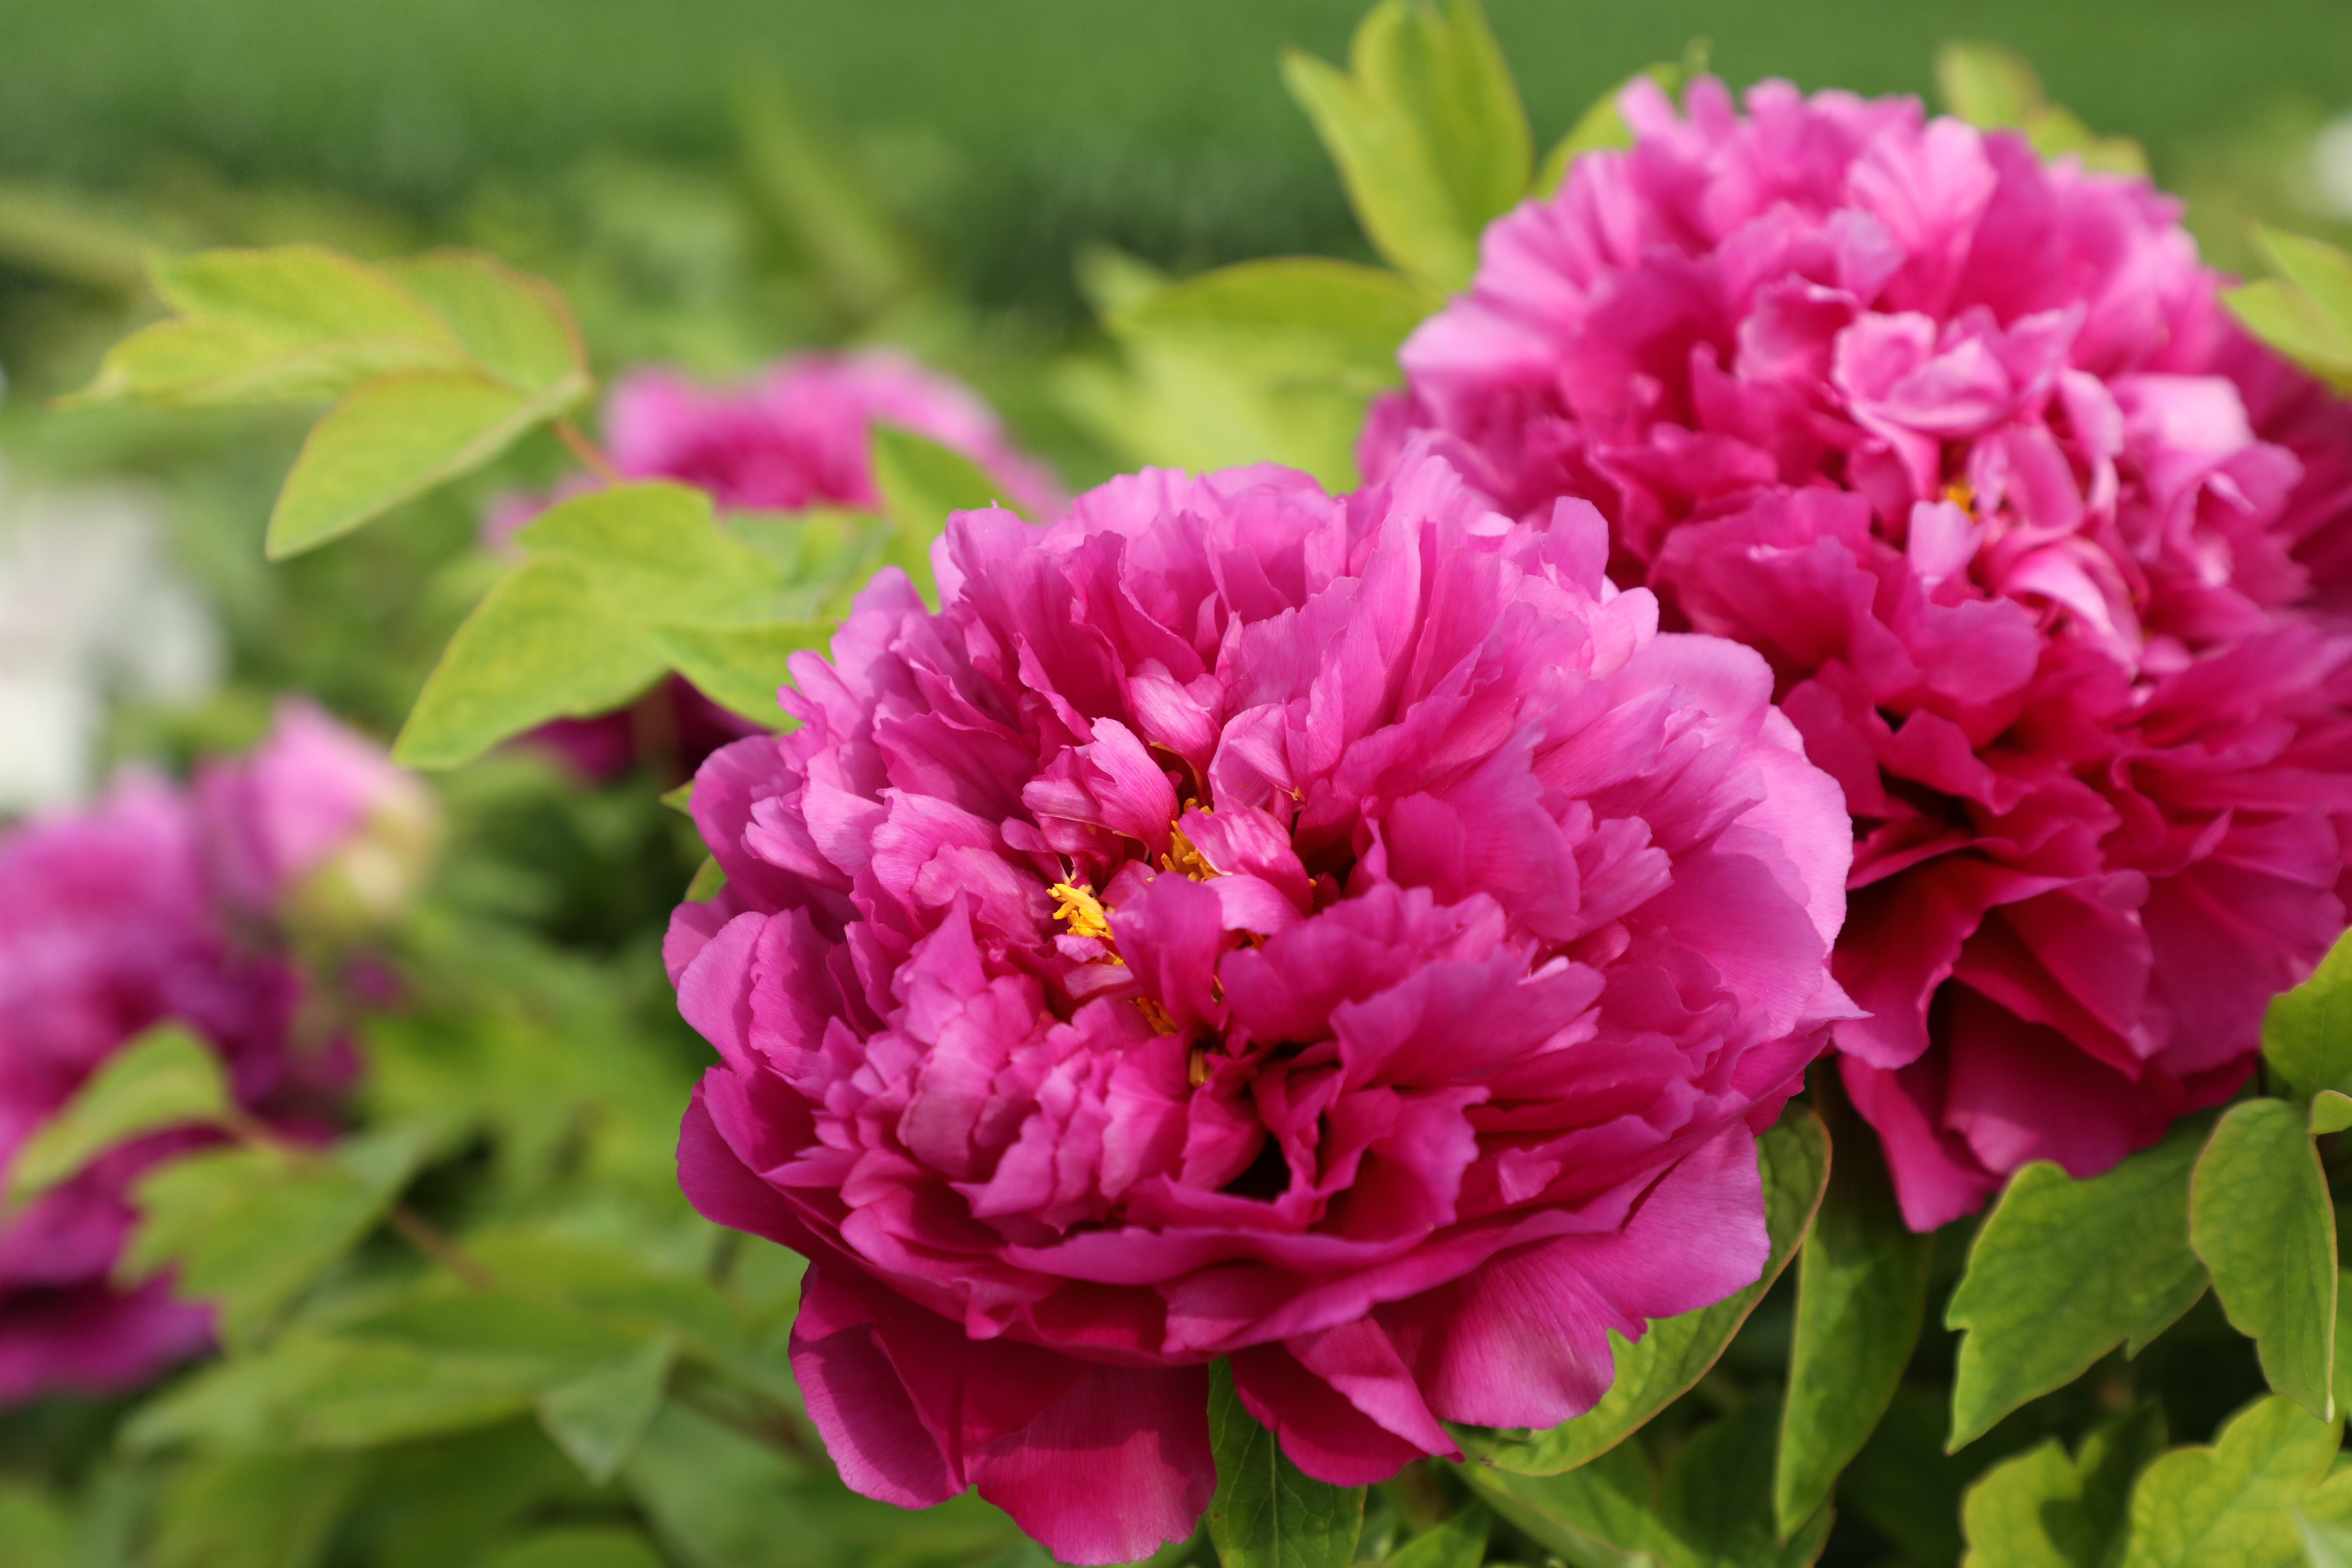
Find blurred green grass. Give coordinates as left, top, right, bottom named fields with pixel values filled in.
left=1, top=0, right=2346, bottom=312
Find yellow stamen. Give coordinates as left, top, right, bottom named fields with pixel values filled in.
left=1942, top=480, right=1975, bottom=513
left=1049, top=881, right=1114, bottom=943
left=1162, top=821, right=1218, bottom=881
left=1136, top=996, right=1177, bottom=1034
left=1187, top=1045, right=1210, bottom=1086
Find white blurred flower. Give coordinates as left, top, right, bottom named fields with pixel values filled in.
left=0, top=459, right=222, bottom=811
left=2309, top=114, right=2352, bottom=218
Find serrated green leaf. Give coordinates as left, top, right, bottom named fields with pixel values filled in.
left=1382, top=1505, right=1490, bottom=1568
left=2193, top=1100, right=2338, bottom=1422
left=1206, top=1361, right=1364, bottom=1568
left=396, top=557, right=666, bottom=770
left=1281, top=0, right=1530, bottom=292
left=2266, top=929, right=2352, bottom=1104
left=1469, top=1398, right=1832, bottom=1568
left=1476, top=1101, right=1830, bottom=1476
left=647, top=621, right=828, bottom=728
left=1774, top=1092, right=1935, bottom=1536
left=1946, top=1121, right=2211, bottom=1449
left=1109, top=258, right=1440, bottom=390
left=517, top=482, right=788, bottom=623
left=123, top=1124, right=436, bottom=1348
left=2118, top=1397, right=2339, bottom=1568
left=7, top=1023, right=232, bottom=1202
left=387, top=250, right=585, bottom=394
left=486, top=1530, right=667, bottom=1568
left=537, top=1335, right=675, bottom=1484
left=1959, top=1402, right=2166, bottom=1568
left=267, top=369, right=582, bottom=558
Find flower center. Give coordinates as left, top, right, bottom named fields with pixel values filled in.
left=1048, top=880, right=1115, bottom=944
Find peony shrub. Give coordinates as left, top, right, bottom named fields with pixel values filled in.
left=666, top=445, right=1854, bottom=1561
left=1368, top=75, right=2352, bottom=1228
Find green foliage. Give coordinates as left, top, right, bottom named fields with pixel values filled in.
left=2191, top=1100, right=2339, bottom=1422
left=1945, top=1122, right=2211, bottom=1449
left=1775, top=1093, right=1937, bottom=1536
left=1468, top=1398, right=1833, bottom=1568
left=1475, top=1101, right=1829, bottom=1477
left=1959, top=1403, right=2166, bottom=1568
left=1533, top=44, right=1708, bottom=194
left=72, top=245, right=592, bottom=556
left=396, top=481, right=852, bottom=766
left=1380, top=1506, right=1490, bottom=1568
left=869, top=422, right=1027, bottom=600
left=1933, top=42, right=2149, bottom=175
left=2264, top=926, right=2352, bottom=1102
left=1281, top=0, right=1530, bottom=293
left=2115, top=1396, right=2341, bottom=1568
left=6, top=1023, right=231, bottom=1202
left=1205, top=1362, right=1365, bottom=1568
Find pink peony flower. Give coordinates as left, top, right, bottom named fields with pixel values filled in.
left=0, top=775, right=330, bottom=1402
left=485, top=351, right=1064, bottom=783
left=665, top=448, right=1853, bottom=1561
left=1366, top=77, right=2352, bottom=1228
left=195, top=698, right=438, bottom=931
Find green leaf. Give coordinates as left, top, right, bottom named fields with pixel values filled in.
left=2192, top=1100, right=2339, bottom=1422
left=2302, top=1510, right=2352, bottom=1568
left=869, top=422, right=1028, bottom=602
left=1959, top=1402, right=2167, bottom=1568
left=266, top=370, right=572, bottom=558
left=684, top=857, right=728, bottom=904
left=1774, top=1092, right=1936, bottom=1536
left=0, top=1484, right=71, bottom=1568
left=395, top=557, right=666, bottom=770
left=1932, top=43, right=2147, bottom=175
left=647, top=621, right=829, bottom=728
left=124, top=1337, right=541, bottom=1452
left=516, top=482, right=788, bottom=624
left=485, top=1531, right=667, bottom=1568
left=1476, top=1101, right=1830, bottom=1475
left=1382, top=1506, right=1490, bottom=1568
left=659, top=782, right=695, bottom=816
left=7, top=1023, right=231, bottom=1202
left=1281, top=0, right=1531, bottom=292
left=387, top=250, right=586, bottom=396
left=122, top=1123, right=437, bottom=1347
left=1946, top=1121, right=2211, bottom=1449
left=1535, top=45, right=1706, bottom=194
left=2315, top=1094, right=2352, bottom=1136
left=1108, top=258, right=1441, bottom=390
left=2265, top=929, right=2352, bottom=1104
left=2118, top=1397, right=2340, bottom=1568
left=74, top=244, right=464, bottom=407
left=537, top=1334, right=676, bottom=1484
left=1469, top=1398, right=1833, bottom=1568
left=2229, top=280, right=2352, bottom=391
left=1205, top=1360, right=1364, bottom=1568
left=149, top=1449, right=366, bottom=1568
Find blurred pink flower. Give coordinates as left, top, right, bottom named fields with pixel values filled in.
left=487, top=350, right=1064, bottom=783
left=665, top=448, right=1852, bottom=1561
left=0, top=774, right=336, bottom=1402
left=195, top=698, right=437, bottom=930
left=1367, top=77, right=2352, bottom=1227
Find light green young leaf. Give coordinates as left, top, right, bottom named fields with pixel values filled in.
left=1206, top=1361, right=1364, bottom=1568
left=0, top=1484, right=71, bottom=1568
left=2192, top=1099, right=2339, bottom=1422
left=486, top=1530, right=667, bottom=1568
left=387, top=250, right=587, bottom=396
left=73, top=244, right=465, bottom=407
left=538, top=1335, right=676, bottom=1485
left=8, top=1023, right=232, bottom=1202
left=2118, top=1396, right=2339, bottom=1568
left=683, top=858, right=728, bottom=904
left=516, top=482, right=790, bottom=624
left=1960, top=1402, right=2167, bottom=1568
left=1470, top=1399, right=1832, bottom=1568
left=1281, top=0, right=1530, bottom=292
left=2314, top=1093, right=2352, bottom=1136
left=870, top=423, right=1026, bottom=601
left=1055, top=334, right=1373, bottom=491
left=148, top=1449, right=366, bottom=1568
left=1932, top=43, right=2147, bottom=175
left=2302, top=1509, right=2352, bottom=1568
left=2265, top=927, right=2352, bottom=1104
left=1109, top=258, right=1441, bottom=390
left=2229, top=279, right=2352, bottom=391
left=1946, top=1121, right=2210, bottom=1449
left=647, top=621, right=829, bottom=728
left=1382, top=1506, right=1490, bottom=1568
left=1775, top=1093, right=1936, bottom=1537
left=122, top=1123, right=438, bottom=1348
left=1477, top=1101, right=1829, bottom=1476
left=266, top=369, right=576, bottom=558
left=395, top=557, right=667, bottom=770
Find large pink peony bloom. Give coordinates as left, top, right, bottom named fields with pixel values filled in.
left=489, top=351, right=1064, bottom=783
left=1366, top=77, right=2352, bottom=1229
left=0, top=778, right=314, bottom=1401
left=666, top=448, right=1853, bottom=1561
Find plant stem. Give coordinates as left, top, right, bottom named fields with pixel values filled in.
left=555, top=418, right=620, bottom=482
